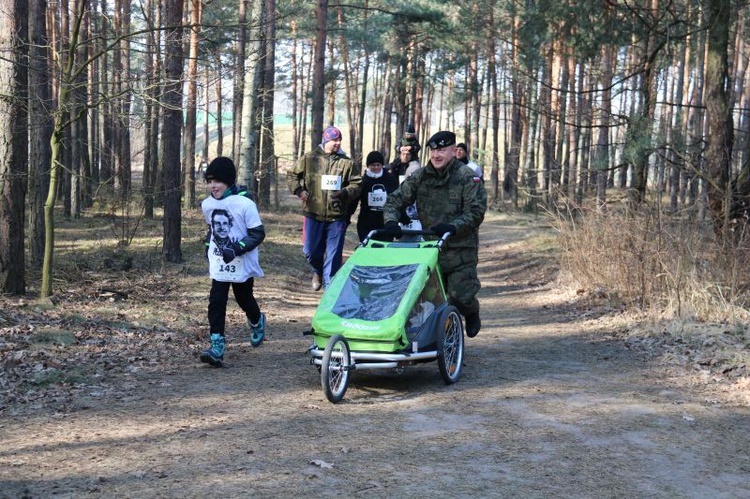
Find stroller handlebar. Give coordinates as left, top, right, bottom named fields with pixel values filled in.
left=365, top=228, right=451, bottom=250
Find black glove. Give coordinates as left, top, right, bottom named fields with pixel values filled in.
left=330, top=189, right=348, bottom=202
left=431, top=223, right=456, bottom=236
left=222, top=241, right=243, bottom=264
left=330, top=190, right=348, bottom=210
left=204, top=227, right=211, bottom=260
left=330, top=189, right=349, bottom=210
left=383, top=221, right=403, bottom=239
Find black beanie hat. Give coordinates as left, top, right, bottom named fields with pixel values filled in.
left=366, top=150, right=385, bottom=165
left=404, top=124, right=416, bottom=140
left=204, top=156, right=237, bottom=186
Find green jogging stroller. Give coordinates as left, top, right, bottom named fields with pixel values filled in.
left=306, top=229, right=465, bottom=403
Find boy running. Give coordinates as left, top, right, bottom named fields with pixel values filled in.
left=200, top=157, right=266, bottom=367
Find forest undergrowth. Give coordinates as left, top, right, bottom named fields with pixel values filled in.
left=552, top=200, right=750, bottom=403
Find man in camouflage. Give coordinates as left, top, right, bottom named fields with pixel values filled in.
left=287, top=126, right=361, bottom=291
left=383, top=130, right=487, bottom=337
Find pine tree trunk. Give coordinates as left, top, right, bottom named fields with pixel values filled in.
left=118, top=0, right=132, bottom=197
left=182, top=0, right=201, bottom=209
left=596, top=44, right=614, bottom=211
left=704, top=0, right=734, bottom=235
left=290, top=21, right=300, bottom=159
left=311, top=0, right=326, bottom=145
left=0, top=0, right=28, bottom=294
left=259, top=0, right=276, bottom=207
left=143, top=0, right=160, bottom=219
left=99, top=0, right=114, bottom=191
left=239, top=0, right=264, bottom=192
left=233, top=0, right=248, bottom=162
left=488, top=2, right=500, bottom=202
left=28, top=0, right=53, bottom=267
left=215, top=48, right=224, bottom=156
left=161, top=0, right=184, bottom=263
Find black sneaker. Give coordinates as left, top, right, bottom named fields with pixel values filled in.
left=465, top=313, right=481, bottom=338
left=311, top=274, right=322, bottom=291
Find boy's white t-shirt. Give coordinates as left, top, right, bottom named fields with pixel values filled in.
left=202, top=193, right=264, bottom=282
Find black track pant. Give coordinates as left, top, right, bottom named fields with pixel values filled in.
left=208, top=278, right=261, bottom=335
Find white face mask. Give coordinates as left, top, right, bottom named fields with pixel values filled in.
left=366, top=168, right=383, bottom=179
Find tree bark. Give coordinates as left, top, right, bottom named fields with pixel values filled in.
left=504, top=11, right=523, bottom=208
left=704, top=0, right=734, bottom=235
left=42, top=0, right=86, bottom=298
left=595, top=44, right=614, bottom=211
left=311, top=0, right=327, bottom=147
left=70, top=0, right=89, bottom=220
left=99, top=0, right=114, bottom=191
left=182, top=0, right=201, bottom=209
left=214, top=47, right=224, bottom=156
left=118, top=0, right=132, bottom=197
left=161, top=0, right=184, bottom=263
left=259, top=0, right=276, bottom=206
left=487, top=1, right=500, bottom=202
left=239, top=0, right=264, bottom=194
left=143, top=0, right=160, bottom=219
left=28, top=0, right=53, bottom=267
left=0, top=0, right=28, bottom=294
left=233, top=0, right=248, bottom=163
left=290, top=20, right=300, bottom=159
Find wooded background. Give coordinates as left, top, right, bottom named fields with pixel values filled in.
left=0, top=0, right=745, bottom=303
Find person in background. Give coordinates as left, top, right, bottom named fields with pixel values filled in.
left=200, top=157, right=267, bottom=367
left=388, top=125, right=421, bottom=178
left=394, top=124, right=421, bottom=162
left=387, top=130, right=423, bottom=239
left=455, top=142, right=483, bottom=180
left=287, top=126, right=361, bottom=291
left=352, top=150, right=400, bottom=242
left=197, top=157, right=208, bottom=175
left=382, top=131, right=487, bottom=338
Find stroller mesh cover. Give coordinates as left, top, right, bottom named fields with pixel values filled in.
left=332, top=265, right=418, bottom=321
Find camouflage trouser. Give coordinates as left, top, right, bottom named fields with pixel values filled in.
left=438, top=247, right=480, bottom=317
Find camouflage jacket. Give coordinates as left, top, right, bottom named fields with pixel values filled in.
left=383, top=157, right=487, bottom=250
left=287, top=146, right=362, bottom=222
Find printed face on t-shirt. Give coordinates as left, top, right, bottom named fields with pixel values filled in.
left=212, top=213, right=231, bottom=239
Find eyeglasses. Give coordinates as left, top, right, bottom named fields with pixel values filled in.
left=367, top=163, right=383, bottom=168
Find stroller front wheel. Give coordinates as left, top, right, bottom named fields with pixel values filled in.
left=321, top=334, right=352, bottom=403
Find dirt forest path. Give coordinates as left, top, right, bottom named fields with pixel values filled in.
left=2, top=213, right=750, bottom=498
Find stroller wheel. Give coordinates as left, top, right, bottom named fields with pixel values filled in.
left=437, top=306, right=464, bottom=384
left=321, top=334, right=352, bottom=403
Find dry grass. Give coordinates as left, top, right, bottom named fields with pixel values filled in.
left=549, top=199, right=750, bottom=391
left=553, top=200, right=750, bottom=323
